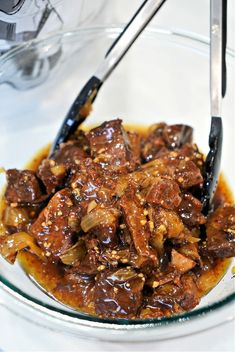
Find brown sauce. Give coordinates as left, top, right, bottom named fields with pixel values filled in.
left=0, top=125, right=234, bottom=317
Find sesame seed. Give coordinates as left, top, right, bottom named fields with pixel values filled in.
left=57, top=210, right=62, bottom=216
left=111, top=250, right=117, bottom=255
left=45, top=252, right=51, bottom=257
left=47, top=220, right=52, bottom=226
left=114, top=287, right=118, bottom=293
left=66, top=199, right=73, bottom=207
left=126, top=283, right=130, bottom=288
left=148, top=221, right=154, bottom=232
left=152, top=281, right=159, bottom=288
left=138, top=273, right=144, bottom=278
left=120, top=224, right=126, bottom=229
left=121, top=258, right=128, bottom=263
left=10, top=203, right=18, bottom=208
left=71, top=182, right=77, bottom=189
left=158, top=224, right=166, bottom=233
left=144, top=209, right=148, bottom=216
left=140, top=219, right=147, bottom=226
left=97, top=265, right=106, bottom=271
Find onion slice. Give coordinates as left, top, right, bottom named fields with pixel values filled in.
left=60, top=240, right=86, bottom=265
left=0, top=232, right=44, bottom=264
left=81, top=208, right=120, bottom=233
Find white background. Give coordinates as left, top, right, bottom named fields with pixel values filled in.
left=0, top=0, right=235, bottom=351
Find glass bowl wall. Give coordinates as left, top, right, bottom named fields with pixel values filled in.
left=0, top=27, right=234, bottom=341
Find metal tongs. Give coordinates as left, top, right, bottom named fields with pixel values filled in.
left=49, top=0, right=166, bottom=156
left=50, top=0, right=227, bottom=216
left=202, top=0, right=227, bottom=214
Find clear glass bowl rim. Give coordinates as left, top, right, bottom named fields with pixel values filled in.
left=0, top=25, right=234, bottom=328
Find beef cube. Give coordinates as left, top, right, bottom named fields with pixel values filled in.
left=56, top=272, right=95, bottom=310
left=206, top=206, right=235, bottom=258
left=71, top=249, right=102, bottom=276
left=38, top=159, right=66, bottom=194
left=69, top=158, right=117, bottom=205
left=171, top=249, right=196, bottom=273
left=162, top=124, right=193, bottom=149
left=53, top=141, right=87, bottom=170
left=179, top=273, right=200, bottom=310
left=140, top=157, right=203, bottom=189
left=141, top=123, right=167, bottom=162
left=69, top=158, right=103, bottom=200
left=5, top=169, right=43, bottom=205
left=146, top=177, right=182, bottom=209
left=94, top=268, right=145, bottom=318
left=86, top=119, right=136, bottom=172
left=177, top=192, right=206, bottom=227
left=177, top=143, right=204, bottom=169
left=120, top=193, right=158, bottom=265
left=143, top=273, right=200, bottom=315
left=141, top=123, right=193, bottom=163
left=173, top=159, right=203, bottom=188
left=30, top=188, right=81, bottom=259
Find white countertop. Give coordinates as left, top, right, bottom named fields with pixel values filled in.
left=0, top=0, right=235, bottom=350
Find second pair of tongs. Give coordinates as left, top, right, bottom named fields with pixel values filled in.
left=202, top=0, right=227, bottom=214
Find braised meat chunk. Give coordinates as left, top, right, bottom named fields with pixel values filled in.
left=53, top=141, right=87, bottom=170
left=94, top=268, right=145, bottom=318
left=1, top=119, right=234, bottom=320
left=177, top=193, right=206, bottom=227
left=142, top=273, right=200, bottom=317
left=87, top=119, right=137, bottom=172
left=120, top=192, right=158, bottom=265
left=38, top=159, right=66, bottom=194
left=146, top=177, right=182, bottom=209
left=5, top=169, right=43, bottom=205
left=141, top=123, right=193, bottom=162
left=30, top=188, right=81, bottom=259
left=207, top=206, right=235, bottom=257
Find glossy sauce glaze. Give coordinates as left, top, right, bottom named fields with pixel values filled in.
left=0, top=122, right=234, bottom=319
left=19, top=129, right=232, bottom=314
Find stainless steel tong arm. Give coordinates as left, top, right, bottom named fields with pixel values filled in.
left=210, top=0, right=224, bottom=118
left=95, top=0, right=166, bottom=83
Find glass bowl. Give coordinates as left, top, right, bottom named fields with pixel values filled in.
left=0, top=26, right=234, bottom=341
